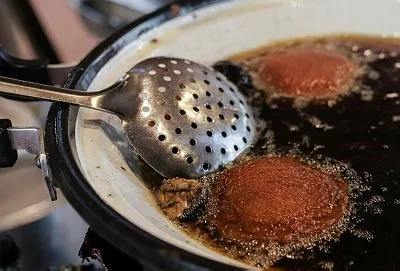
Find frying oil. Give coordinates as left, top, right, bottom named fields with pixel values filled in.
left=157, top=35, right=400, bottom=270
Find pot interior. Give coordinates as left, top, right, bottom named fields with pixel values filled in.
left=71, top=0, right=400, bottom=268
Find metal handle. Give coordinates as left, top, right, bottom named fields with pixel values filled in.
left=1, top=120, right=57, bottom=201
left=0, top=76, right=92, bottom=104
left=0, top=47, right=76, bottom=87
left=0, top=49, right=51, bottom=84
left=7, top=127, right=57, bottom=201
left=0, top=76, right=123, bottom=114
left=0, top=119, right=18, bottom=168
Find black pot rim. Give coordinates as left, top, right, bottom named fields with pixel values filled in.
left=44, top=0, right=245, bottom=270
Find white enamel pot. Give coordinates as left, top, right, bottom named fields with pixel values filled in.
left=41, top=0, right=400, bottom=270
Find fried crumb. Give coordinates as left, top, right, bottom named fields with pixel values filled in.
left=170, top=4, right=181, bottom=16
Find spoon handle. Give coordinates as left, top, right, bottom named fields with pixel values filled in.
left=0, top=76, right=120, bottom=113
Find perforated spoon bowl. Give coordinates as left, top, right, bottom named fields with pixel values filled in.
left=0, top=57, right=256, bottom=178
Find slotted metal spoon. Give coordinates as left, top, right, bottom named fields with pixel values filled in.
left=0, top=57, right=256, bottom=178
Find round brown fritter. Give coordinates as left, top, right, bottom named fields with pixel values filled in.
left=213, top=156, right=349, bottom=244
left=258, top=49, right=356, bottom=97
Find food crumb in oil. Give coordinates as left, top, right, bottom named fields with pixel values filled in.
left=392, top=115, right=400, bottom=122
left=384, top=92, right=399, bottom=99
left=170, top=4, right=181, bottom=16
left=360, top=89, right=374, bottom=101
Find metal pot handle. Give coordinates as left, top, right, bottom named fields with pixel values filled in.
left=0, top=118, right=56, bottom=200
left=0, top=48, right=51, bottom=84
left=0, top=47, right=76, bottom=90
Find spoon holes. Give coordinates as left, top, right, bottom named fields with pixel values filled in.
left=229, top=100, right=235, bottom=106
left=205, top=104, right=212, bottom=110
left=207, top=117, right=213, bottom=122
left=193, top=107, right=199, bottom=112
left=246, top=126, right=251, bottom=132
left=205, top=146, right=212, bottom=153
left=218, top=87, right=224, bottom=93
left=218, top=102, right=224, bottom=108
left=140, top=92, right=149, bottom=98
left=239, top=99, right=244, bottom=105
left=148, top=120, right=155, bottom=127
left=190, top=78, right=196, bottom=83
left=164, top=114, right=171, bottom=120
left=222, top=131, right=227, bottom=138
left=206, top=91, right=211, bottom=97
left=179, top=110, right=186, bottom=115
left=245, top=113, right=250, bottom=118
left=216, top=77, right=222, bottom=81
left=219, top=114, right=225, bottom=120
left=158, top=135, right=166, bottom=141
left=234, top=114, right=239, bottom=119
left=204, top=80, right=210, bottom=85
left=202, top=163, right=210, bottom=170
left=175, top=95, right=182, bottom=101
left=234, top=145, right=239, bottom=151
left=206, top=131, right=213, bottom=137
left=179, top=84, right=186, bottom=89
left=229, top=87, right=235, bottom=92
left=243, top=137, right=247, bottom=143
left=175, top=128, right=182, bottom=134
left=221, top=148, right=226, bottom=155
left=172, top=147, right=179, bottom=154
left=186, top=157, right=194, bottom=164
left=231, top=125, right=237, bottom=131
left=191, top=123, right=198, bottom=129
left=193, top=93, right=199, bottom=99
left=190, top=139, right=196, bottom=146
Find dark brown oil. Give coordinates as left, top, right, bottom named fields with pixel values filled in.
left=164, top=35, right=400, bottom=270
